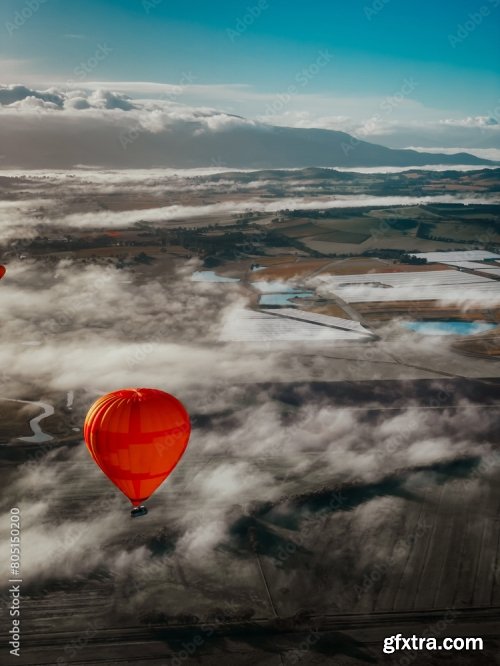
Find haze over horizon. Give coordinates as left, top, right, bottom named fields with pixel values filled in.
left=1, top=0, right=499, bottom=165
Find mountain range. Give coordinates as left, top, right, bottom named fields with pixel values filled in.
left=0, top=85, right=494, bottom=169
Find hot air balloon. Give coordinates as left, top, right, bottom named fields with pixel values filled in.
left=84, top=388, right=191, bottom=517
left=0, top=265, right=6, bottom=281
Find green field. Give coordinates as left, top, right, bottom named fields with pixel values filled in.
left=279, top=222, right=325, bottom=238
left=306, top=229, right=370, bottom=244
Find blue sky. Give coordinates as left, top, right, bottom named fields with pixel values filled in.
left=1, top=0, right=499, bottom=125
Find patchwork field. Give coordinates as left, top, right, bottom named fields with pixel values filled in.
left=357, top=301, right=500, bottom=324
left=2, top=166, right=500, bottom=665
left=315, top=269, right=500, bottom=303
left=453, top=329, right=500, bottom=358
left=303, top=229, right=370, bottom=244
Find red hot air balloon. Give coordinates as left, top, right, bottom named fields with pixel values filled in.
left=0, top=265, right=6, bottom=281
left=84, top=388, right=191, bottom=517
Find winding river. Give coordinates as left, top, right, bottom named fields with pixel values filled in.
left=1, top=398, right=55, bottom=443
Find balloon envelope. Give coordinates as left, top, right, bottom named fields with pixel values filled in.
left=0, top=265, right=5, bottom=281
left=84, top=388, right=191, bottom=506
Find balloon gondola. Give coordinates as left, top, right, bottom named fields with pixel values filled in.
left=131, top=506, right=148, bottom=518
left=84, top=388, right=191, bottom=517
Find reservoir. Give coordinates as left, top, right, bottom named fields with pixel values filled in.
left=403, top=321, right=497, bottom=336
left=259, top=291, right=314, bottom=306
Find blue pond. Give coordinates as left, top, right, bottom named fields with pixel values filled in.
left=403, top=321, right=496, bottom=337
left=259, top=291, right=314, bottom=306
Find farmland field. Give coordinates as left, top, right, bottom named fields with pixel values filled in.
left=303, top=229, right=370, bottom=244
left=1, top=165, right=500, bottom=666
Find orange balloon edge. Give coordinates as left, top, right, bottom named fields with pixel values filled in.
left=83, top=388, right=191, bottom=507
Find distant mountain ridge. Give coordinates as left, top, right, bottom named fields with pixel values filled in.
left=232, top=125, right=492, bottom=168
left=0, top=107, right=494, bottom=169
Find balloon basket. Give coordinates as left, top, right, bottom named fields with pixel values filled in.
left=131, top=505, right=148, bottom=518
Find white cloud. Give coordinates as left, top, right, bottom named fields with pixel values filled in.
left=2, top=192, right=497, bottom=241
left=254, top=110, right=500, bottom=152
left=440, top=116, right=499, bottom=127
left=0, top=257, right=496, bottom=622
left=408, top=146, right=500, bottom=161
left=0, top=84, right=496, bottom=169
left=0, top=84, right=136, bottom=111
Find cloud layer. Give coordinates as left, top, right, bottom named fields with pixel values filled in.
left=0, top=261, right=497, bottom=608
left=0, top=84, right=493, bottom=169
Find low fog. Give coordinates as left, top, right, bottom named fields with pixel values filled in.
left=0, top=260, right=498, bottom=623
left=1, top=175, right=498, bottom=243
